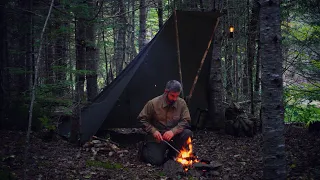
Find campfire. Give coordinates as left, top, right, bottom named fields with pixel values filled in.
left=165, top=137, right=222, bottom=178
left=174, top=137, right=201, bottom=171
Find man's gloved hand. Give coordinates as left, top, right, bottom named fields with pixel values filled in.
left=163, top=130, right=174, bottom=141
left=152, top=130, right=163, bottom=143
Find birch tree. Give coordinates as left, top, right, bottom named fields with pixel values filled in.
left=260, top=0, right=286, bottom=179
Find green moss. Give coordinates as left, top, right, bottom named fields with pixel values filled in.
left=0, top=167, right=16, bottom=180
left=86, top=160, right=123, bottom=169
left=158, top=171, right=165, bottom=177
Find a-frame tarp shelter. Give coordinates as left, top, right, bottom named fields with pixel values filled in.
left=58, top=10, right=221, bottom=144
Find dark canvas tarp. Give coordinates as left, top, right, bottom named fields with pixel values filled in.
left=58, top=10, right=221, bottom=144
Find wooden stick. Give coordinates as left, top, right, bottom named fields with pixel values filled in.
left=92, top=135, right=108, bottom=142
left=188, top=17, right=220, bottom=101
left=92, top=135, right=119, bottom=146
left=174, top=10, right=184, bottom=97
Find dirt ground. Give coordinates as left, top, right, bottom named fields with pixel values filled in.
left=0, top=125, right=319, bottom=180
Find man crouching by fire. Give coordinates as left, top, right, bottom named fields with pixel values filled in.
left=137, top=80, right=193, bottom=166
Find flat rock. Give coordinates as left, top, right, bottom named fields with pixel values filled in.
left=193, top=161, right=222, bottom=170
left=163, top=159, right=184, bottom=177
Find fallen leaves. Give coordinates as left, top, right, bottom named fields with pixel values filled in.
left=0, top=126, right=320, bottom=180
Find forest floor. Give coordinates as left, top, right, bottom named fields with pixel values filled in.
left=1, top=124, right=320, bottom=180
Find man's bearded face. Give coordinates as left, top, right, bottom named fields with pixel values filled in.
left=166, top=91, right=180, bottom=105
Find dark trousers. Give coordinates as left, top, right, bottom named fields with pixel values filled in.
left=140, top=129, right=193, bottom=166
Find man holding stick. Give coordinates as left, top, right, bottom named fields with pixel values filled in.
left=137, top=80, right=193, bottom=166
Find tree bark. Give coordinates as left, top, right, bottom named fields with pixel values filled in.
left=86, top=0, right=98, bottom=102
left=129, top=0, right=137, bottom=60
left=29, top=0, right=34, bottom=94
left=255, top=34, right=261, bottom=92
left=260, top=0, right=286, bottom=179
left=243, top=50, right=249, bottom=97
left=54, top=0, right=68, bottom=96
left=247, top=0, right=260, bottom=115
left=208, top=18, right=225, bottom=130
left=75, top=18, right=86, bottom=101
left=71, top=13, right=86, bottom=143
left=0, top=0, right=8, bottom=127
left=45, top=38, right=55, bottom=84
left=139, top=0, right=147, bottom=51
left=101, top=4, right=109, bottom=85
left=225, top=0, right=233, bottom=102
left=234, top=41, right=239, bottom=101
left=17, top=0, right=32, bottom=94
left=225, top=39, right=233, bottom=103
left=158, top=0, right=163, bottom=29
left=114, top=0, right=127, bottom=76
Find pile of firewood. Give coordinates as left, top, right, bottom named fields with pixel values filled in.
left=224, top=102, right=259, bottom=137
left=82, top=136, right=128, bottom=160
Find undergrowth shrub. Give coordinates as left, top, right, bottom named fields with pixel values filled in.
left=284, top=84, right=320, bottom=127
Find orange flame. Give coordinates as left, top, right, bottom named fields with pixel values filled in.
left=175, top=137, right=199, bottom=171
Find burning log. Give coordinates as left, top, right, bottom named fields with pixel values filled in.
left=163, top=159, right=221, bottom=178
left=165, top=136, right=223, bottom=177
left=173, top=137, right=220, bottom=172
left=174, top=137, right=200, bottom=171
left=163, top=136, right=222, bottom=178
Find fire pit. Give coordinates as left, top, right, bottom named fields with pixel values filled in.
left=174, top=137, right=199, bottom=171
left=163, top=137, right=222, bottom=178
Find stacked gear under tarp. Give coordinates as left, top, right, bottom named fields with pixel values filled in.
left=58, top=10, right=222, bottom=144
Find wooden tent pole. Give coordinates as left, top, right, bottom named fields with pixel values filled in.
left=187, top=17, right=220, bottom=102
left=173, top=9, right=184, bottom=97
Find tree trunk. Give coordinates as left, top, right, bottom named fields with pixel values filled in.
left=17, top=0, right=31, bottom=95
left=234, top=41, right=239, bottom=101
left=101, top=4, right=109, bottom=86
left=255, top=41, right=261, bottom=93
left=225, top=0, right=233, bottom=103
left=225, top=40, right=233, bottom=103
left=0, top=0, right=8, bottom=127
left=29, top=0, right=34, bottom=93
left=247, top=0, right=259, bottom=115
left=260, top=0, right=286, bottom=179
left=71, top=15, right=86, bottom=143
left=129, top=0, right=137, bottom=60
left=208, top=18, right=225, bottom=130
left=242, top=51, right=249, bottom=97
left=86, top=0, right=98, bottom=102
left=45, top=37, right=55, bottom=84
left=158, top=0, right=163, bottom=29
left=68, top=40, right=73, bottom=99
left=114, top=0, right=127, bottom=76
left=254, top=35, right=261, bottom=117
left=75, top=17, right=86, bottom=101
left=54, top=0, right=67, bottom=96
left=26, top=0, right=33, bottom=93
left=139, top=0, right=147, bottom=51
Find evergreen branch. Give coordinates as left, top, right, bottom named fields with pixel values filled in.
left=39, top=0, right=152, bottom=21
left=0, top=4, right=43, bottom=18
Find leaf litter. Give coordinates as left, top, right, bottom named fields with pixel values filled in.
left=0, top=125, right=319, bottom=180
